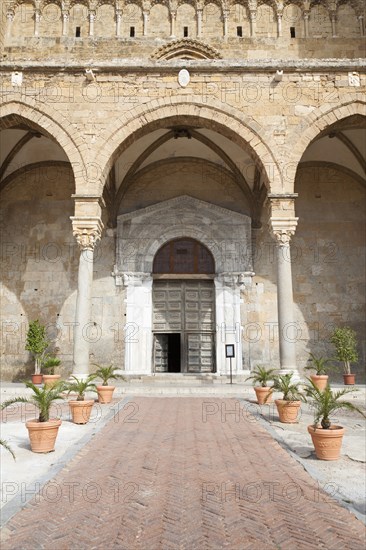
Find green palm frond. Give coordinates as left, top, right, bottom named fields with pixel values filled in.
left=92, top=364, right=125, bottom=386
left=0, top=439, right=16, bottom=460
left=245, top=366, right=277, bottom=387
left=304, top=353, right=333, bottom=375
left=42, top=356, right=61, bottom=374
left=304, top=378, right=366, bottom=429
left=65, top=375, right=97, bottom=401
left=1, top=382, right=65, bottom=422
left=269, top=373, right=303, bottom=401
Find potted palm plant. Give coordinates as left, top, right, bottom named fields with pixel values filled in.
left=25, top=320, right=49, bottom=385
left=93, top=365, right=125, bottom=404
left=304, top=379, right=366, bottom=460
left=330, top=326, right=358, bottom=385
left=42, top=356, right=62, bottom=388
left=304, top=353, right=333, bottom=391
left=265, top=373, right=303, bottom=423
left=0, top=381, right=65, bottom=453
left=245, top=365, right=277, bottom=405
left=66, top=375, right=97, bottom=424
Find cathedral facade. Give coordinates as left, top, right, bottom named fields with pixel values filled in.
left=0, top=0, right=365, bottom=380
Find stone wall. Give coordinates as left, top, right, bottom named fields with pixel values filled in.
left=244, top=164, right=366, bottom=382
left=0, top=164, right=122, bottom=380
left=0, top=8, right=365, bottom=381
left=119, top=158, right=251, bottom=215
left=1, top=0, right=364, bottom=61
left=1, top=161, right=364, bottom=381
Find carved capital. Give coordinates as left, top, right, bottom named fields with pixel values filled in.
left=270, top=218, right=298, bottom=246
left=71, top=217, right=103, bottom=251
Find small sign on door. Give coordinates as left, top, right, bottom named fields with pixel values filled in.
left=225, top=344, right=235, bottom=358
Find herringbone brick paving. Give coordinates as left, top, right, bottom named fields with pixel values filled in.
left=1, top=397, right=365, bottom=549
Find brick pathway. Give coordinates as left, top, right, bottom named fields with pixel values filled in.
left=1, top=397, right=365, bottom=549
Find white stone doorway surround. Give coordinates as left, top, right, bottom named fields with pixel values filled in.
left=114, top=196, right=255, bottom=375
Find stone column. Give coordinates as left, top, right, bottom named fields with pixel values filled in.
left=277, top=12, right=283, bottom=37
left=6, top=9, right=15, bottom=38
left=223, top=10, right=229, bottom=38
left=268, top=195, right=299, bottom=377
left=330, top=10, right=337, bottom=37
left=116, top=9, right=122, bottom=36
left=170, top=11, right=176, bottom=37
left=143, top=11, right=149, bottom=35
left=358, top=15, right=364, bottom=36
left=62, top=9, right=69, bottom=36
left=34, top=7, right=41, bottom=36
left=89, top=10, right=95, bottom=36
left=249, top=9, right=257, bottom=37
left=71, top=215, right=103, bottom=378
left=197, top=8, right=203, bottom=37
left=303, top=10, right=310, bottom=37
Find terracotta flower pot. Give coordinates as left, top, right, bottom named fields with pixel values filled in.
left=43, top=374, right=61, bottom=388
left=69, top=400, right=94, bottom=424
left=343, top=373, right=356, bottom=385
left=26, top=418, right=62, bottom=453
left=310, top=374, right=328, bottom=391
left=97, top=385, right=115, bottom=404
left=275, top=399, right=301, bottom=423
left=308, top=425, right=345, bottom=460
left=31, top=374, right=43, bottom=385
left=254, top=386, right=272, bottom=405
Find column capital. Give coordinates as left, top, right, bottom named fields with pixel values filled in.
left=270, top=217, right=298, bottom=245
left=71, top=217, right=103, bottom=250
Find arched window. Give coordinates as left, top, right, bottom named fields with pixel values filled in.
left=153, top=238, right=215, bottom=274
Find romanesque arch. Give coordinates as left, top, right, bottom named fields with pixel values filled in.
left=96, top=97, right=283, bottom=195
left=286, top=96, right=366, bottom=191
left=0, top=99, right=86, bottom=190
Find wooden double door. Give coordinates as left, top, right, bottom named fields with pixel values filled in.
left=153, top=280, right=215, bottom=373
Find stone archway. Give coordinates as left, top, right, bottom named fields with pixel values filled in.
left=286, top=97, right=366, bottom=192
left=0, top=99, right=86, bottom=191
left=96, top=97, right=283, bottom=194
left=115, top=196, right=254, bottom=375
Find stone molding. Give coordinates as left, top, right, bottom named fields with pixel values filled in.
left=151, top=39, right=223, bottom=60
left=1, top=59, right=364, bottom=72
left=116, top=195, right=253, bottom=276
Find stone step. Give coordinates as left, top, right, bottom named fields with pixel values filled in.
left=115, top=385, right=253, bottom=396
left=122, top=374, right=249, bottom=385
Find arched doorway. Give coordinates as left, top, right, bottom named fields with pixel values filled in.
left=152, top=238, right=216, bottom=373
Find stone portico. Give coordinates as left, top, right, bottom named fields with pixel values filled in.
left=0, top=0, right=365, bottom=382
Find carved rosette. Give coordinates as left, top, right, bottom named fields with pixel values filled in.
left=72, top=218, right=103, bottom=251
